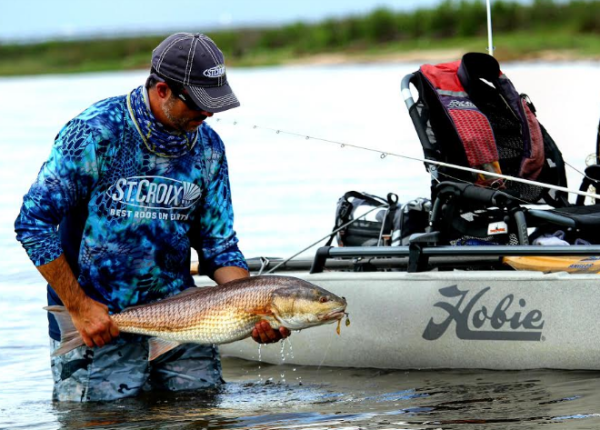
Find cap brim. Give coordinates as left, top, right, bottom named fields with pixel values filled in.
left=185, top=82, right=240, bottom=113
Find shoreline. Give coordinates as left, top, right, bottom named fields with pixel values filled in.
left=3, top=47, right=600, bottom=78
left=5, top=0, right=600, bottom=77
left=280, top=49, right=600, bottom=66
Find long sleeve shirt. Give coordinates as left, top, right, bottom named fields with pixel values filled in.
left=15, top=90, right=247, bottom=339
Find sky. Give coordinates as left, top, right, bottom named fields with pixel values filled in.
left=1, top=0, right=461, bottom=43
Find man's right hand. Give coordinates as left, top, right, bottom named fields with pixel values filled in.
left=37, top=254, right=120, bottom=349
left=70, top=297, right=120, bottom=348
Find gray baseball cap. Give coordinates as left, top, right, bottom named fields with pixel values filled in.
left=151, top=32, right=240, bottom=113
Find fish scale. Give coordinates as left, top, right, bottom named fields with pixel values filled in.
left=114, top=281, right=279, bottom=343
left=46, top=275, right=347, bottom=360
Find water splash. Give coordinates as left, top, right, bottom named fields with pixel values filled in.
left=293, top=367, right=302, bottom=385
left=257, top=343, right=263, bottom=383
left=279, top=340, right=287, bottom=382
left=280, top=341, right=286, bottom=363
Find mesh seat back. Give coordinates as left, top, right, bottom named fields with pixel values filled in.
left=408, top=55, right=568, bottom=206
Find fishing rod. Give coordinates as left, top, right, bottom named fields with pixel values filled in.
left=486, top=0, right=494, bottom=56
left=210, top=117, right=600, bottom=202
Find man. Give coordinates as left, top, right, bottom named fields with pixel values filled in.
left=15, top=32, right=289, bottom=402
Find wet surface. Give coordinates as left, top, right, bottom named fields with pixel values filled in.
left=4, top=354, right=600, bottom=429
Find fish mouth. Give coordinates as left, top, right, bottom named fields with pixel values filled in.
left=319, top=307, right=347, bottom=321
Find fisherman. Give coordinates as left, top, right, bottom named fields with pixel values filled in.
left=14, top=32, right=290, bottom=402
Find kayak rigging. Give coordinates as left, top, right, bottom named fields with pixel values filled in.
left=210, top=117, right=600, bottom=203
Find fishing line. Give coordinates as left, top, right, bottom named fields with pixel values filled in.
left=264, top=204, right=388, bottom=274
left=566, top=158, right=597, bottom=187
left=565, top=160, right=587, bottom=179
left=210, top=117, right=600, bottom=201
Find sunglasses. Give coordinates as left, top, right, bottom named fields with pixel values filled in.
left=150, top=70, right=207, bottom=112
left=168, top=82, right=206, bottom=112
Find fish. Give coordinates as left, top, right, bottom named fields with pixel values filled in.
left=46, top=275, right=347, bottom=361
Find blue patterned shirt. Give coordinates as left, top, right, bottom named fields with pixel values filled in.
left=15, top=89, right=248, bottom=338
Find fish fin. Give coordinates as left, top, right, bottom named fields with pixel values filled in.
left=148, top=338, right=181, bottom=361
left=245, top=307, right=274, bottom=317
left=44, top=305, right=85, bottom=356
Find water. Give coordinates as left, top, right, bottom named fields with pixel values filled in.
left=2, top=61, right=600, bottom=429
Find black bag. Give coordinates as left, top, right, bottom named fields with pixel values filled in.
left=392, top=197, right=432, bottom=246
left=328, top=191, right=401, bottom=247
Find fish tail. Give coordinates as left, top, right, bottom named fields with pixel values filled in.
left=44, top=305, right=85, bottom=356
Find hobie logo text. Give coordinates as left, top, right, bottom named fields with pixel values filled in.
left=107, top=176, right=202, bottom=210
left=422, top=285, right=544, bottom=341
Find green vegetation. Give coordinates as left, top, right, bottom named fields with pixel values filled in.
left=3, top=0, right=600, bottom=76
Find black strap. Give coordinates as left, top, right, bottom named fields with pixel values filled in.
left=325, top=191, right=397, bottom=246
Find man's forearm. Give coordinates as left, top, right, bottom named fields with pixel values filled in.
left=37, top=254, right=88, bottom=311
left=213, top=265, right=250, bottom=284
left=37, top=254, right=119, bottom=348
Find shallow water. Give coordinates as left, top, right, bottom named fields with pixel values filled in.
left=5, top=355, right=600, bottom=429
left=3, top=61, right=600, bottom=429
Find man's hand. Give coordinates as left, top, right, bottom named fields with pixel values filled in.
left=70, top=297, right=120, bottom=348
left=251, top=320, right=291, bottom=344
left=37, top=254, right=120, bottom=349
left=213, top=267, right=290, bottom=343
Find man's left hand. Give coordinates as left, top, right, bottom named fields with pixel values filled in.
left=213, top=268, right=290, bottom=343
left=252, top=320, right=291, bottom=344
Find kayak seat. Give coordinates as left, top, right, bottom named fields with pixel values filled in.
left=401, top=52, right=600, bottom=245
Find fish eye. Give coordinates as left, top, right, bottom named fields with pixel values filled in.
left=319, top=296, right=329, bottom=303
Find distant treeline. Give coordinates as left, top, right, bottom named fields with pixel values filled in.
left=2, top=0, right=600, bottom=76
left=216, top=0, right=600, bottom=55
